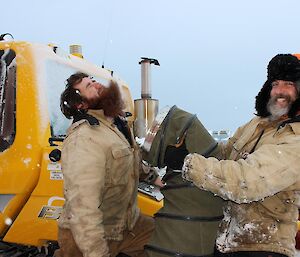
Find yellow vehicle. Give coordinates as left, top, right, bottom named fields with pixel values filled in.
left=0, top=36, right=162, bottom=256
left=2, top=35, right=300, bottom=256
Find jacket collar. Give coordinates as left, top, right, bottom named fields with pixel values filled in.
left=87, top=109, right=112, bottom=126
left=278, top=115, right=300, bottom=134
left=72, top=112, right=100, bottom=126
left=233, top=116, right=300, bottom=151
left=67, top=109, right=132, bottom=147
left=87, top=109, right=132, bottom=146
left=256, top=115, right=300, bottom=133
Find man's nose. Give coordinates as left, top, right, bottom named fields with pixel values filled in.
left=273, top=87, right=285, bottom=95
left=92, top=82, right=101, bottom=89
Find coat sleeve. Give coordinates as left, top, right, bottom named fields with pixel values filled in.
left=62, top=133, right=109, bottom=257
left=184, top=138, right=300, bottom=204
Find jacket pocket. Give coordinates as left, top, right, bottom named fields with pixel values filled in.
left=112, top=147, right=132, bottom=159
left=109, top=147, right=133, bottom=185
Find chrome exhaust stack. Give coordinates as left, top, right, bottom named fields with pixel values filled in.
left=134, top=57, right=160, bottom=139
left=69, top=44, right=83, bottom=58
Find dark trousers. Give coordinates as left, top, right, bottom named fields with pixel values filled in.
left=108, top=214, right=155, bottom=257
left=214, top=249, right=288, bottom=257
left=54, top=214, right=154, bottom=257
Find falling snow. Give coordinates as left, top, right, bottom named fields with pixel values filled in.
left=5, top=218, right=12, bottom=226
left=22, top=157, right=31, bottom=166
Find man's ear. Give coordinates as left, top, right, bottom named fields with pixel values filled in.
left=76, top=102, right=89, bottom=110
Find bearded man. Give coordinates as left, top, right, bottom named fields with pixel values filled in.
left=54, top=72, right=155, bottom=257
left=182, top=54, right=300, bottom=257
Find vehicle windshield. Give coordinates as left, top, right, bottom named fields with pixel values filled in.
left=45, top=60, right=108, bottom=137
left=45, top=61, right=75, bottom=137
left=0, top=49, right=16, bottom=152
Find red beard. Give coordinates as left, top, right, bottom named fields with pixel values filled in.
left=86, top=81, right=125, bottom=118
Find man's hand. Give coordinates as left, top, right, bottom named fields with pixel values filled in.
left=141, top=160, right=166, bottom=187
left=153, top=176, right=166, bottom=188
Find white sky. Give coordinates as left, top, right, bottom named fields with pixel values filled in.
left=3, top=0, right=300, bottom=132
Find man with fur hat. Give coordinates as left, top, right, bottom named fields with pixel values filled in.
left=54, top=72, right=156, bottom=257
left=182, top=54, right=300, bottom=257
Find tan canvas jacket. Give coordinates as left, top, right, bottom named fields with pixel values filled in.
left=184, top=116, right=300, bottom=257
left=58, top=109, right=140, bottom=257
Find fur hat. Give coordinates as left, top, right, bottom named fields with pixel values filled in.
left=255, top=54, right=300, bottom=118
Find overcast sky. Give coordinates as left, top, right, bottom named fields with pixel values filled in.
left=3, top=0, right=300, bottom=132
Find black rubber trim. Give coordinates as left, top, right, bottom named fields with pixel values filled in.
left=145, top=244, right=213, bottom=257
left=154, top=212, right=224, bottom=222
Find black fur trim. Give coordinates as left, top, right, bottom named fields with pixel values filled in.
left=255, top=80, right=272, bottom=117
left=288, top=98, right=300, bottom=118
left=255, top=54, right=300, bottom=118
left=268, top=54, right=300, bottom=82
left=72, top=113, right=100, bottom=126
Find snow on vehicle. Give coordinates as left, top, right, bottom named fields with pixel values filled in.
left=0, top=34, right=162, bottom=256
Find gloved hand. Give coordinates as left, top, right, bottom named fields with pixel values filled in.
left=164, top=142, right=189, bottom=170
left=182, top=154, right=193, bottom=182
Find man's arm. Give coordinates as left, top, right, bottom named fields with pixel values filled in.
left=183, top=139, right=300, bottom=203
left=62, top=134, right=109, bottom=257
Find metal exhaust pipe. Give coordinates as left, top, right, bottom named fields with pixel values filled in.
left=134, top=57, right=160, bottom=138
left=69, top=44, right=83, bottom=58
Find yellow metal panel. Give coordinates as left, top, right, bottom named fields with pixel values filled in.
left=138, top=193, right=163, bottom=217
left=4, top=193, right=162, bottom=246
left=0, top=42, right=51, bottom=236
left=3, top=145, right=63, bottom=245
left=3, top=196, right=63, bottom=246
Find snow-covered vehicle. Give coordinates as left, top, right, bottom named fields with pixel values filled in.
left=1, top=34, right=300, bottom=256
left=0, top=35, right=162, bottom=256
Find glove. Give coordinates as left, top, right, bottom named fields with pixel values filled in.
left=182, top=154, right=193, bottom=182
left=164, top=142, right=189, bottom=170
